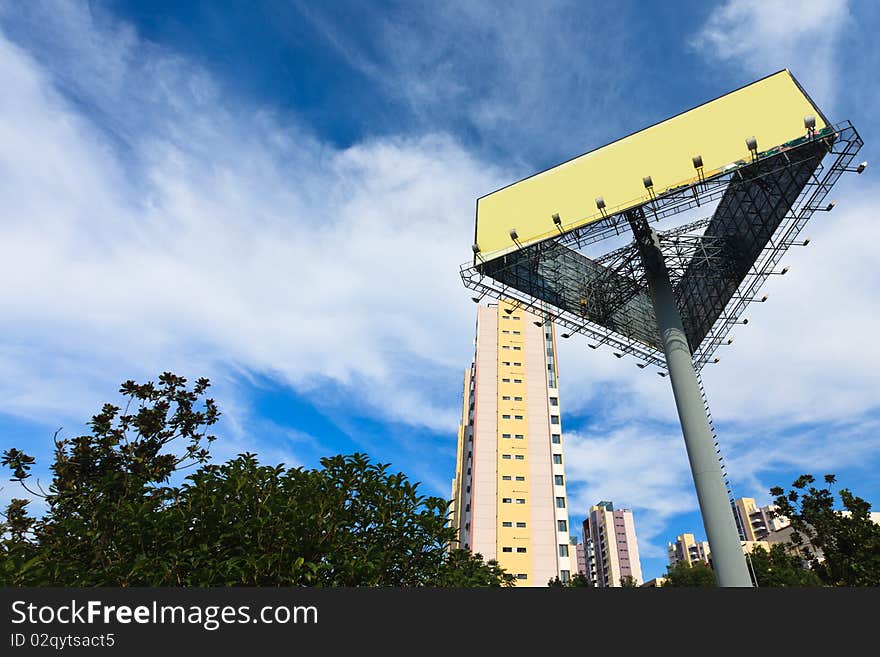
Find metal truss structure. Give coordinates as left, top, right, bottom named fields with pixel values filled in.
left=461, top=121, right=863, bottom=371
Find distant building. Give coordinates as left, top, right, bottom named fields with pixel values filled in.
left=667, top=533, right=711, bottom=567
left=640, top=577, right=667, bottom=588
left=582, top=501, right=643, bottom=587
left=571, top=537, right=587, bottom=577
left=733, top=497, right=788, bottom=542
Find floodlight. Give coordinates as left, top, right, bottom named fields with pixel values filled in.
left=561, top=333, right=571, bottom=339
left=472, top=243, right=481, bottom=254
left=552, top=213, right=562, bottom=226
left=692, top=155, right=703, bottom=169
left=856, top=161, right=867, bottom=173
left=509, top=228, right=518, bottom=241
left=643, top=176, right=653, bottom=189
left=595, top=197, right=606, bottom=210
left=802, top=237, right=811, bottom=246
left=745, top=136, right=758, bottom=152
left=804, top=114, right=816, bottom=130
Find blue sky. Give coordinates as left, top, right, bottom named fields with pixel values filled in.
left=0, top=0, right=878, bottom=582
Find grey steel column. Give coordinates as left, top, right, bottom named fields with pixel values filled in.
left=647, top=263, right=752, bottom=587
left=626, top=209, right=752, bottom=587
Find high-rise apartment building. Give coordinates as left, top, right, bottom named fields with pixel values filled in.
left=734, top=497, right=789, bottom=542
left=450, top=300, right=572, bottom=586
left=582, top=501, right=643, bottom=587
left=667, top=533, right=711, bottom=567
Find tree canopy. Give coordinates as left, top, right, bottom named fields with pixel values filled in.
left=747, top=544, right=822, bottom=587
left=1, top=373, right=513, bottom=587
left=770, top=473, right=880, bottom=586
left=662, top=560, right=716, bottom=587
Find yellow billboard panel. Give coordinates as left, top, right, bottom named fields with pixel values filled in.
left=475, top=70, right=827, bottom=262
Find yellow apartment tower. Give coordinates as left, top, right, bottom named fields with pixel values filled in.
left=450, top=300, right=573, bottom=586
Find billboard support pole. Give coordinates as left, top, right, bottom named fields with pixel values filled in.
left=626, top=208, right=752, bottom=587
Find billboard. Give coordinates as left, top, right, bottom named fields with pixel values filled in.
left=474, top=70, right=828, bottom=263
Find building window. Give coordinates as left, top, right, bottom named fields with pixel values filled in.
left=560, top=570, right=570, bottom=583
left=502, top=475, right=512, bottom=481
left=512, top=316, right=520, bottom=321
left=550, top=397, right=558, bottom=406
left=553, top=454, right=563, bottom=465
left=502, top=361, right=511, bottom=366
left=513, top=346, right=521, bottom=350
left=514, top=396, right=523, bottom=401
left=554, top=475, right=564, bottom=486
left=512, top=415, right=521, bottom=420
left=502, top=521, right=512, bottom=527
left=502, top=498, right=512, bottom=504
left=502, top=345, right=510, bottom=350
left=502, top=395, right=511, bottom=400
left=515, top=498, right=526, bottom=504
left=513, top=330, right=521, bottom=335
left=502, top=547, right=513, bottom=553
left=515, top=475, right=525, bottom=481
left=516, top=521, right=527, bottom=528
left=514, top=379, right=522, bottom=383
left=516, top=574, right=528, bottom=580
left=517, top=547, right=527, bottom=553
left=502, top=454, right=511, bottom=460
left=502, top=330, right=509, bottom=334
left=556, top=497, right=566, bottom=508
left=513, top=362, right=522, bottom=366
left=551, top=434, right=561, bottom=444
left=515, top=455, right=525, bottom=461
left=514, top=434, right=524, bottom=439
left=502, top=433, right=512, bottom=439
left=551, top=415, right=560, bottom=424
left=502, top=378, right=511, bottom=383
left=501, top=316, right=509, bottom=320
left=502, top=414, right=511, bottom=419
left=559, top=544, right=569, bottom=557
left=557, top=520, right=567, bottom=532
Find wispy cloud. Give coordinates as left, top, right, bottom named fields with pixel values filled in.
left=293, top=0, right=640, bottom=166
left=689, top=0, right=851, bottom=109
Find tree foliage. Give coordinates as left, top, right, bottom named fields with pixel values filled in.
left=547, top=572, right=592, bottom=588
left=662, top=560, right=716, bottom=587
left=747, top=545, right=822, bottom=587
left=1, top=374, right=513, bottom=587
left=769, top=473, right=880, bottom=586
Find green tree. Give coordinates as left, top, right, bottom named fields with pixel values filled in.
left=662, top=560, right=716, bottom=587
left=769, top=474, right=880, bottom=586
left=547, top=572, right=592, bottom=587
left=619, top=575, right=638, bottom=588
left=1, top=373, right=513, bottom=587
left=747, top=545, right=822, bottom=587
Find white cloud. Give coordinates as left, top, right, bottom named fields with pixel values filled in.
left=0, top=3, right=507, bottom=439
left=690, top=0, right=851, bottom=109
